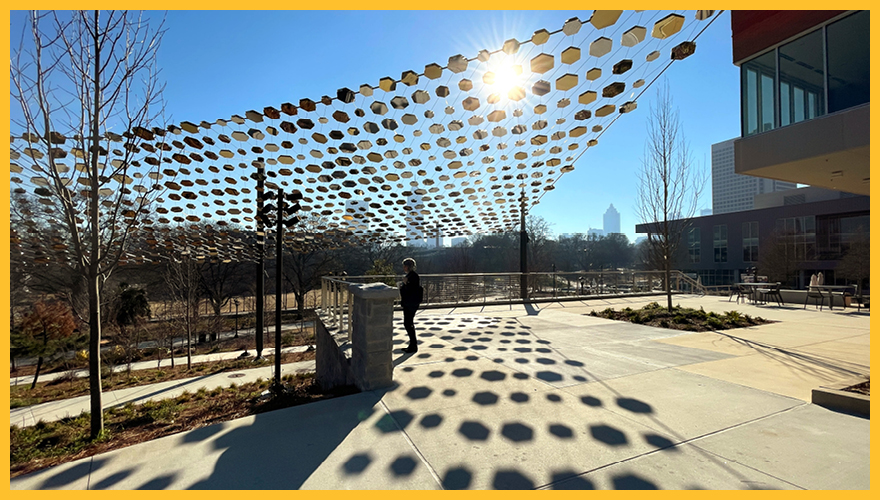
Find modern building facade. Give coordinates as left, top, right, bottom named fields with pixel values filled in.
left=732, top=10, right=869, bottom=195
left=603, top=204, right=621, bottom=234
left=636, top=194, right=869, bottom=288
left=636, top=11, right=870, bottom=289
left=712, top=138, right=795, bottom=214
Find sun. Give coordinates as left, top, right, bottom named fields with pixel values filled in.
left=486, top=57, right=524, bottom=100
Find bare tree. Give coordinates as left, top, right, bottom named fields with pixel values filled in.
left=448, top=239, right=476, bottom=273
left=526, top=215, right=555, bottom=272
left=635, top=81, right=706, bottom=311
left=758, top=230, right=801, bottom=288
left=163, top=255, right=200, bottom=369
left=836, top=227, right=870, bottom=291
left=281, top=216, right=342, bottom=316
left=10, top=10, right=167, bottom=437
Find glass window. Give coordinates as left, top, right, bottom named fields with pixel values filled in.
left=741, top=51, right=775, bottom=136
left=777, top=215, right=817, bottom=261
left=714, top=225, right=728, bottom=263
left=743, top=221, right=759, bottom=262
left=780, top=81, right=791, bottom=126
left=827, top=11, right=869, bottom=113
left=779, top=28, right=825, bottom=125
left=688, top=227, right=701, bottom=263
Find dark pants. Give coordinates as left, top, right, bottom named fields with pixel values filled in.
left=403, top=305, right=417, bottom=346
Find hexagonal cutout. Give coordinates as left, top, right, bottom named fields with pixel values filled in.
left=532, top=28, right=550, bottom=45
left=590, top=10, right=622, bottom=30
left=578, top=90, right=597, bottom=105
left=530, top=53, right=554, bottom=74
left=621, top=25, right=646, bottom=47
left=561, top=47, right=581, bottom=64
left=652, top=13, right=685, bottom=39
left=590, top=37, right=612, bottom=58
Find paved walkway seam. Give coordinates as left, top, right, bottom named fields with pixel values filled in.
left=378, top=399, right=444, bottom=489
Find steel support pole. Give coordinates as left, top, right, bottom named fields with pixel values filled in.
left=520, top=190, right=528, bottom=300
left=255, top=159, right=265, bottom=358
left=275, top=188, right=284, bottom=390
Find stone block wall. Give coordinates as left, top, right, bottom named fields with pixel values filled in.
left=316, top=282, right=398, bottom=392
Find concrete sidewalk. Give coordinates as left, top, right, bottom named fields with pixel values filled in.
left=11, top=344, right=314, bottom=387
left=11, top=357, right=317, bottom=428
left=10, top=295, right=869, bottom=490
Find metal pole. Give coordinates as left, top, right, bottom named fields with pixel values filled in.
left=234, top=299, right=239, bottom=338
left=275, top=188, right=284, bottom=391
left=520, top=189, right=528, bottom=300
left=255, top=159, right=265, bottom=359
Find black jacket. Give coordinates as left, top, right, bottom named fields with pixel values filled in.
left=399, top=270, right=421, bottom=309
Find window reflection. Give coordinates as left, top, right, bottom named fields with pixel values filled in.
left=779, top=29, right=825, bottom=126
left=741, top=51, right=775, bottom=136
left=827, top=11, right=869, bottom=112
left=740, top=11, right=868, bottom=135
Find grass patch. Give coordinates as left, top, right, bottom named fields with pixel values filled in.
left=10, top=372, right=357, bottom=478
left=10, top=350, right=315, bottom=408
left=589, top=302, right=772, bottom=332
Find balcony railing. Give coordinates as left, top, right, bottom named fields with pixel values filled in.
left=319, top=270, right=706, bottom=331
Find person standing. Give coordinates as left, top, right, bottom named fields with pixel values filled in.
left=399, top=258, right=422, bottom=353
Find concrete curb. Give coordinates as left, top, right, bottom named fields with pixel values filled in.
left=812, top=381, right=870, bottom=418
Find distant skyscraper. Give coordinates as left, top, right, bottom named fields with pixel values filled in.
left=406, top=194, right=426, bottom=247
left=587, top=228, right=605, bottom=238
left=700, top=208, right=713, bottom=216
left=712, top=138, right=796, bottom=214
left=603, top=204, right=620, bottom=234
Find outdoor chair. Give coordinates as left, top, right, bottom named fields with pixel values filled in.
left=852, top=284, right=870, bottom=312
left=734, top=284, right=752, bottom=304
left=804, top=286, right=825, bottom=311
left=757, top=282, right=784, bottom=306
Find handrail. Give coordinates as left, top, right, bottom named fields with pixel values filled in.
left=320, top=270, right=705, bottom=312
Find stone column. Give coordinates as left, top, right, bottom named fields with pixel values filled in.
left=348, top=282, right=398, bottom=391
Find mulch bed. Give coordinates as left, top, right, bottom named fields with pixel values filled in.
left=588, top=302, right=773, bottom=332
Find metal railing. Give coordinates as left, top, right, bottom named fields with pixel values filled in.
left=319, top=270, right=706, bottom=323
left=320, top=277, right=354, bottom=338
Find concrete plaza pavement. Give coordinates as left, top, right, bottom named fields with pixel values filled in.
left=10, top=294, right=870, bottom=490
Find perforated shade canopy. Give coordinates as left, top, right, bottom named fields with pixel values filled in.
left=10, top=10, right=714, bottom=266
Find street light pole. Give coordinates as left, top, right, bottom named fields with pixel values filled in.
left=258, top=186, right=302, bottom=393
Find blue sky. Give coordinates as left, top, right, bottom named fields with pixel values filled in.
left=10, top=10, right=742, bottom=243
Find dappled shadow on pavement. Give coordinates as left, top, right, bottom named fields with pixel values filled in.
left=357, top=312, right=789, bottom=489
left=185, top=389, right=388, bottom=489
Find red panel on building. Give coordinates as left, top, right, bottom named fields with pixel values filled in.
left=731, top=10, right=846, bottom=64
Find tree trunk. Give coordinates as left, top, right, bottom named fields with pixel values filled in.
left=296, top=291, right=305, bottom=316
left=31, top=356, right=43, bottom=390
left=87, top=269, right=103, bottom=438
